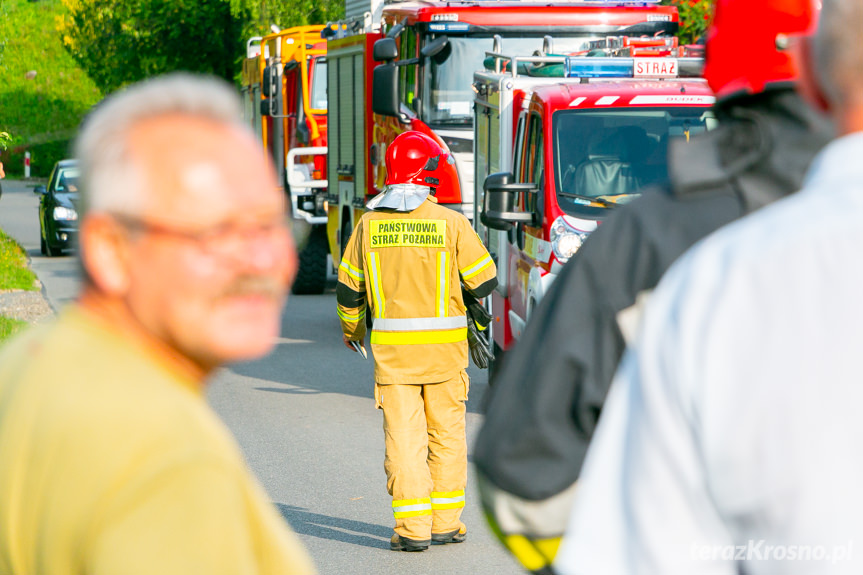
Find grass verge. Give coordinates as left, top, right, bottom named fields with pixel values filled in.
left=0, top=316, right=28, bottom=341
left=0, top=227, right=39, bottom=345
left=0, top=0, right=103, bottom=177
left=0, top=228, right=39, bottom=291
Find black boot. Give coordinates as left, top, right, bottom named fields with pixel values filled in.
left=390, top=533, right=430, bottom=552
left=431, top=525, right=467, bottom=544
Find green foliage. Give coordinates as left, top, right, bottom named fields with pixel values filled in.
left=254, top=0, right=344, bottom=34
left=57, top=0, right=344, bottom=94
left=59, top=0, right=256, bottom=94
left=0, top=0, right=102, bottom=177
left=0, top=0, right=343, bottom=177
left=0, top=228, right=39, bottom=292
left=662, top=0, right=715, bottom=45
left=0, top=316, right=29, bottom=344
left=6, top=140, right=73, bottom=179
left=0, top=0, right=7, bottom=68
left=0, top=132, right=10, bottom=151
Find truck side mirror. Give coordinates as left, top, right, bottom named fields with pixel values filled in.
left=482, top=172, right=537, bottom=231
left=372, top=64, right=403, bottom=119
left=33, top=185, right=46, bottom=195
left=386, top=17, right=407, bottom=40
left=260, top=99, right=274, bottom=117
left=421, top=36, right=450, bottom=64
left=260, top=65, right=280, bottom=116
left=373, top=38, right=398, bottom=62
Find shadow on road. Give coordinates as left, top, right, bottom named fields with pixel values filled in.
left=28, top=254, right=80, bottom=271
left=254, top=386, right=325, bottom=395
left=231, top=293, right=491, bottom=414
left=276, top=504, right=392, bottom=549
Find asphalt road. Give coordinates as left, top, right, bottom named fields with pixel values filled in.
left=0, top=179, right=524, bottom=574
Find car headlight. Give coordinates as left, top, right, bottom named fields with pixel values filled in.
left=550, top=216, right=590, bottom=264
left=53, top=206, right=78, bottom=221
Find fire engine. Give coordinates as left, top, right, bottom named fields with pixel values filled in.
left=241, top=25, right=330, bottom=294
left=312, top=0, right=684, bottom=265
left=474, top=40, right=715, bottom=359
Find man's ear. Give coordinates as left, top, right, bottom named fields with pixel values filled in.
left=79, top=215, right=132, bottom=295
left=794, top=35, right=831, bottom=113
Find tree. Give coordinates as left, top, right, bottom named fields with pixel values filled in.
left=256, top=0, right=344, bottom=33
left=59, top=0, right=255, bottom=93
left=662, top=0, right=714, bottom=45
left=58, top=0, right=345, bottom=94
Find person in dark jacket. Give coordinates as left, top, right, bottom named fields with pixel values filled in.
left=473, top=1, right=833, bottom=573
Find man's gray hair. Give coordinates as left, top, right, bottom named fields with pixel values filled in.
left=814, top=0, right=863, bottom=108
left=74, top=73, right=247, bottom=217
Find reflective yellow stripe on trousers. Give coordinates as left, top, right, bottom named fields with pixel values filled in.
left=392, top=497, right=432, bottom=518
left=431, top=490, right=465, bottom=510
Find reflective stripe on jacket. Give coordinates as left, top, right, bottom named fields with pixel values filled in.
left=337, top=197, right=497, bottom=384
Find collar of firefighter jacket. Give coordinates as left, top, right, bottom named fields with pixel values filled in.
left=366, top=184, right=432, bottom=212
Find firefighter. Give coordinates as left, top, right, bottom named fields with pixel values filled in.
left=473, top=0, right=833, bottom=573
left=337, top=131, right=497, bottom=552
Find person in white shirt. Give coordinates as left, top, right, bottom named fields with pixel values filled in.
left=555, top=0, right=863, bottom=573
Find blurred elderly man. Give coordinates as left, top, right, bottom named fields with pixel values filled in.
left=555, top=0, right=863, bottom=573
left=0, top=74, right=316, bottom=574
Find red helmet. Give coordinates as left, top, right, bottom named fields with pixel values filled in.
left=704, top=0, right=818, bottom=100
left=385, top=131, right=453, bottom=187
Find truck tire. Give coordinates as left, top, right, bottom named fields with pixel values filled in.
left=291, top=225, right=328, bottom=295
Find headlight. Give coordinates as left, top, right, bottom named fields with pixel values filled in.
left=53, top=206, right=78, bottom=221
left=550, top=216, right=589, bottom=264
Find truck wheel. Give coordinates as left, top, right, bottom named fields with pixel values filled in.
left=291, top=225, right=328, bottom=295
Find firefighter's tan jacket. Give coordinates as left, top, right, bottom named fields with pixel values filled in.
left=337, top=197, right=497, bottom=384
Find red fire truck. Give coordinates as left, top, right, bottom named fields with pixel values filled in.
left=320, top=0, right=683, bottom=263
left=241, top=25, right=330, bottom=294
left=475, top=44, right=715, bottom=357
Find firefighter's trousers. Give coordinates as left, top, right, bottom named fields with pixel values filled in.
left=375, top=371, right=469, bottom=541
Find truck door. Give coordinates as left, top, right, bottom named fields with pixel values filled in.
left=509, top=110, right=543, bottom=326
left=284, top=65, right=300, bottom=152
left=374, top=27, right=420, bottom=194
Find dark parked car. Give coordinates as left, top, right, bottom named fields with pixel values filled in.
left=35, top=159, right=79, bottom=256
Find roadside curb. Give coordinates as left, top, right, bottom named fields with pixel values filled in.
left=0, top=211, right=58, bottom=324
left=0, top=289, right=54, bottom=324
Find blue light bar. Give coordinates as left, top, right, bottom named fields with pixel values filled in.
left=428, top=22, right=471, bottom=32
left=565, top=57, right=634, bottom=78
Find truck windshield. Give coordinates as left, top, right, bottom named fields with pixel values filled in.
left=552, top=107, right=715, bottom=215
left=423, top=35, right=604, bottom=126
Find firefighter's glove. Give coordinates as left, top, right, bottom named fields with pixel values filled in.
left=466, top=306, right=493, bottom=369
left=462, top=289, right=492, bottom=330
